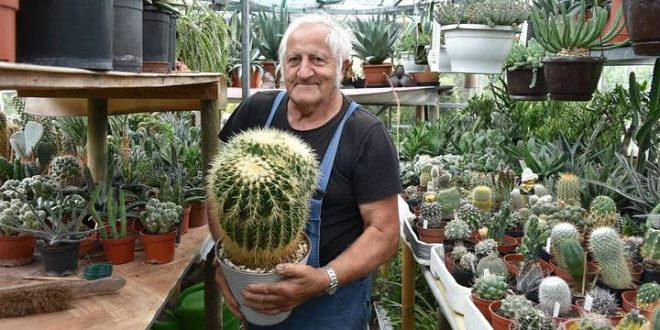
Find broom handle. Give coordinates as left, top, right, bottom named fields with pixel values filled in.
left=0, top=276, right=126, bottom=298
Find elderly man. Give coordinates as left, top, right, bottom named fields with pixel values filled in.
left=212, top=14, right=401, bottom=329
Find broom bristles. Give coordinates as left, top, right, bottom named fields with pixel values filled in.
left=0, top=286, right=72, bottom=318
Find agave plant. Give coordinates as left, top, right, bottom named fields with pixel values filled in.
left=351, top=14, right=401, bottom=65
left=255, top=6, right=289, bottom=62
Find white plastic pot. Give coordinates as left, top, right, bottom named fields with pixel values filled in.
left=440, top=24, right=517, bottom=74
left=428, top=21, right=452, bottom=73
left=399, top=52, right=427, bottom=73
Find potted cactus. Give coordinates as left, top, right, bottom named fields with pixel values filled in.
left=574, top=287, right=626, bottom=325
left=538, top=276, right=582, bottom=323
left=489, top=294, right=534, bottom=330
left=562, top=313, right=613, bottom=330
left=470, top=273, right=508, bottom=322
left=434, top=0, right=529, bottom=74
left=640, top=228, right=660, bottom=283
left=91, top=186, right=137, bottom=265
left=207, top=129, right=319, bottom=326
left=48, top=155, right=83, bottom=189
left=531, top=0, right=625, bottom=101
left=588, top=227, right=635, bottom=298
left=513, top=306, right=553, bottom=330
left=503, top=39, right=548, bottom=101
left=0, top=198, right=39, bottom=266
left=621, top=282, right=660, bottom=319
left=415, top=200, right=446, bottom=243
left=444, top=219, right=471, bottom=251
left=139, top=198, right=181, bottom=264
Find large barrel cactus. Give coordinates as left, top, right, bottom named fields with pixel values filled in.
left=208, top=129, right=319, bottom=269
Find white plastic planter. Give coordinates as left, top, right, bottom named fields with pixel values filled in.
left=430, top=245, right=473, bottom=315
left=440, top=24, right=517, bottom=74
left=397, top=196, right=439, bottom=266
left=399, top=52, right=427, bottom=73
left=428, top=21, right=452, bottom=73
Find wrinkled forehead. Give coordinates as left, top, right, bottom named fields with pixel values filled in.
left=286, top=23, right=331, bottom=52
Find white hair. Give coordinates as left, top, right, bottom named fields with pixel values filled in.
left=278, top=14, right=354, bottom=88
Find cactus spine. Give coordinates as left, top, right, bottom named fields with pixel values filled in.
left=49, top=155, right=82, bottom=188
left=444, top=219, right=470, bottom=242
left=208, top=129, right=319, bottom=269
left=472, top=274, right=507, bottom=300
left=550, top=222, right=580, bottom=269
left=514, top=306, right=552, bottom=330
left=555, top=173, right=582, bottom=206
left=588, top=227, right=633, bottom=289
left=636, top=282, right=660, bottom=309
left=498, top=295, right=533, bottom=319
left=538, top=276, right=572, bottom=316
left=472, top=185, right=493, bottom=213
left=458, top=202, right=483, bottom=231
left=640, top=228, right=660, bottom=267
left=437, top=187, right=461, bottom=217
left=587, top=195, right=619, bottom=229
left=420, top=201, right=443, bottom=228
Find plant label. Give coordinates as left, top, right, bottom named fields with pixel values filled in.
left=552, top=302, right=560, bottom=318
left=423, top=220, right=428, bottom=229
left=545, top=237, right=552, bottom=253
left=483, top=268, right=490, bottom=276
left=584, top=295, right=593, bottom=312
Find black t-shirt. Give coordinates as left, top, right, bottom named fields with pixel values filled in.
left=219, top=91, right=401, bottom=266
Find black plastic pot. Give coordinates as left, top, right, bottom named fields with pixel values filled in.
left=641, top=266, right=660, bottom=284
left=506, top=68, right=548, bottom=101
left=113, top=0, right=143, bottom=72
left=38, top=242, right=80, bottom=276
left=538, top=248, right=552, bottom=263
left=624, top=0, right=660, bottom=56
left=451, top=265, right=475, bottom=287
left=542, top=56, right=604, bottom=101
left=169, top=14, right=178, bottom=71
left=17, top=0, right=113, bottom=70
left=142, top=5, right=170, bottom=73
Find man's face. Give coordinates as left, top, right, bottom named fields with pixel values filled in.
left=283, top=24, right=339, bottom=108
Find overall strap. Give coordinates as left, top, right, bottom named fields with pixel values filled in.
left=265, top=91, right=287, bottom=128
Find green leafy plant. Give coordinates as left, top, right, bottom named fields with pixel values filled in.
left=351, top=14, right=401, bottom=65
left=176, top=1, right=231, bottom=73
left=504, top=39, right=546, bottom=88
left=255, top=6, right=288, bottom=62
left=434, top=0, right=529, bottom=27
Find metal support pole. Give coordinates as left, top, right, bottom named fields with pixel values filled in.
left=241, top=0, right=251, bottom=98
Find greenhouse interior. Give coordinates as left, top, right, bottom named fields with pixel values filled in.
left=0, top=0, right=659, bottom=329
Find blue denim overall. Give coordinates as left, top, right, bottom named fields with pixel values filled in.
left=247, top=92, right=372, bottom=330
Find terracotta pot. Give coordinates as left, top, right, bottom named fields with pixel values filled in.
left=489, top=301, right=514, bottom=330
left=0, top=0, right=19, bottom=62
left=140, top=227, right=177, bottom=264
left=411, top=67, right=440, bottom=86
left=231, top=67, right=263, bottom=88
left=542, top=56, right=604, bottom=101
left=471, top=292, right=497, bottom=322
left=78, top=232, right=98, bottom=257
left=416, top=222, right=445, bottom=243
left=621, top=290, right=657, bottom=319
left=503, top=254, right=553, bottom=276
left=100, top=234, right=136, bottom=265
left=553, top=305, right=583, bottom=325
left=575, top=299, right=625, bottom=325
left=624, top=0, right=660, bottom=55
left=550, top=258, right=599, bottom=284
left=258, top=60, right=278, bottom=82
left=497, top=235, right=519, bottom=254
left=188, top=201, right=208, bottom=227
left=506, top=68, right=548, bottom=101
left=180, top=204, right=191, bottom=235
left=0, top=234, right=35, bottom=266
left=362, top=63, right=393, bottom=87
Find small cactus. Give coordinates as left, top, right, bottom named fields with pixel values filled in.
left=533, top=184, right=549, bottom=197
left=458, top=202, right=483, bottom=231
left=585, top=287, right=618, bottom=316
left=578, top=313, right=614, bottom=330
left=472, top=274, right=507, bottom=300
left=515, top=263, right=544, bottom=300
left=498, top=294, right=533, bottom=319
left=636, top=282, right=660, bottom=309
left=140, top=198, right=181, bottom=234
left=555, top=173, right=582, bottom=206
left=588, top=227, right=633, bottom=289
left=420, top=201, right=443, bottom=229
left=49, top=155, right=82, bottom=188
left=437, top=187, right=462, bottom=217
left=615, top=310, right=647, bottom=330
left=538, top=276, right=572, bottom=316
left=476, top=252, right=508, bottom=277
left=510, top=188, right=527, bottom=211
left=640, top=229, right=659, bottom=267
left=419, top=164, right=432, bottom=188
left=472, top=186, right=493, bottom=213
left=475, top=238, right=498, bottom=258
left=459, top=252, right=477, bottom=272
left=550, top=222, right=580, bottom=269
left=587, top=195, right=619, bottom=230
left=514, top=306, right=552, bottom=330
left=445, top=219, right=470, bottom=242
left=452, top=245, right=468, bottom=261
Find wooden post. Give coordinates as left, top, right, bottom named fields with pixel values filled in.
left=415, top=105, right=425, bottom=122
left=87, top=99, right=107, bottom=183
left=402, top=244, right=415, bottom=330
left=200, top=99, right=219, bottom=176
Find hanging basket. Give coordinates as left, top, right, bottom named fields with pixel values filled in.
left=543, top=56, right=604, bottom=101
left=440, top=24, right=517, bottom=74
left=506, top=68, right=548, bottom=101
left=624, top=0, right=660, bottom=56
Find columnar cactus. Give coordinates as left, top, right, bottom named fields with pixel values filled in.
left=420, top=201, right=443, bottom=228
left=587, top=195, right=619, bottom=229
left=49, top=155, right=82, bottom=188
left=498, top=295, right=533, bottom=319
left=550, top=222, right=580, bottom=269
left=586, top=287, right=618, bottom=316
left=514, top=307, right=552, bottom=330
left=419, top=164, right=432, bottom=188
left=636, top=282, right=660, bottom=309
left=472, top=274, right=507, bottom=300
left=588, top=227, right=633, bottom=289
left=141, top=198, right=181, bottom=234
left=509, top=188, right=527, bottom=211
left=437, top=187, right=461, bottom=217
left=578, top=313, right=613, bottom=330
left=458, top=202, right=483, bottom=231
left=445, top=219, right=470, bottom=242
left=640, top=229, right=659, bottom=267
left=208, top=129, right=319, bottom=269
left=538, top=276, right=572, bottom=316
left=555, top=173, right=582, bottom=206
left=476, top=252, right=508, bottom=277
left=472, top=186, right=493, bottom=213
left=475, top=238, right=498, bottom=257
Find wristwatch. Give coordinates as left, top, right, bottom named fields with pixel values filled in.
left=323, top=265, right=339, bottom=295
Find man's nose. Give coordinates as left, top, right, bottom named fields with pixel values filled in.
left=297, top=58, right=314, bottom=79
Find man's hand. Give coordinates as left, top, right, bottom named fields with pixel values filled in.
left=241, top=263, right=328, bottom=315
left=213, top=258, right=244, bottom=320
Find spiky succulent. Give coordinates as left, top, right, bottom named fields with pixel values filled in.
left=472, top=274, right=507, bottom=300
left=588, top=227, right=633, bottom=289
left=49, top=155, right=82, bottom=188
left=458, top=202, right=483, bottom=230
left=636, top=282, right=660, bottom=309
left=476, top=252, right=508, bottom=277
left=640, top=229, right=659, bottom=267
left=515, top=262, right=544, bottom=298
left=585, top=287, right=618, bottom=316
left=445, top=219, right=470, bottom=241
left=510, top=208, right=532, bottom=230
left=437, top=187, right=462, bottom=217
left=615, top=310, right=647, bottom=330
left=555, top=173, right=582, bottom=206
left=518, top=215, right=550, bottom=263
left=550, top=222, right=579, bottom=269
left=18, top=175, right=57, bottom=202
left=452, top=245, right=468, bottom=261
left=472, top=186, right=493, bottom=213
left=475, top=238, right=498, bottom=257
left=420, top=201, right=443, bottom=228
left=514, top=306, right=552, bottom=330
left=531, top=200, right=560, bottom=217
left=208, top=129, right=319, bottom=269
left=587, top=196, right=619, bottom=230
left=141, top=198, right=181, bottom=234
left=538, top=276, right=572, bottom=316
left=459, top=252, right=477, bottom=272
left=0, top=199, right=41, bottom=236
left=579, top=313, right=614, bottom=330
left=547, top=204, right=587, bottom=229
left=499, top=295, right=533, bottom=319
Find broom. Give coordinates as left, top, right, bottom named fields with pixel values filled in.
left=0, top=276, right=126, bottom=318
